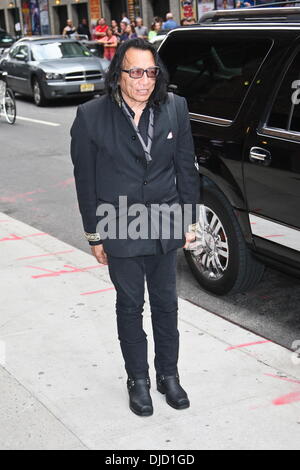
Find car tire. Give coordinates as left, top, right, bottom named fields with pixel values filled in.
left=184, top=182, right=265, bottom=295
left=33, top=77, right=47, bottom=107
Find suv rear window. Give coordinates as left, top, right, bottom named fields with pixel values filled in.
left=160, top=33, right=272, bottom=121
left=267, top=52, right=300, bottom=133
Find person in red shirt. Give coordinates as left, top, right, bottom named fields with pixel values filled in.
left=94, top=18, right=108, bottom=40
left=98, top=27, right=118, bottom=61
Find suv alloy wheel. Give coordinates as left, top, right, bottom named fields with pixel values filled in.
left=184, top=183, right=265, bottom=295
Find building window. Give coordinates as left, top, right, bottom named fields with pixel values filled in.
left=128, top=0, right=142, bottom=20
left=152, top=0, right=170, bottom=20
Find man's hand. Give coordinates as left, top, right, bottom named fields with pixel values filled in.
left=91, top=244, right=108, bottom=265
left=183, top=231, right=196, bottom=249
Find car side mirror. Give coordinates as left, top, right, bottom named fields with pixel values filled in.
left=15, top=53, right=27, bottom=61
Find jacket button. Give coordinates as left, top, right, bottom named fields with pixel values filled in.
left=145, top=202, right=150, bottom=207
left=132, top=135, right=137, bottom=140
left=143, top=180, right=148, bottom=185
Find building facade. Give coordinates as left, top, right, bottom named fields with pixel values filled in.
left=0, top=1, right=210, bottom=36
left=0, top=0, right=22, bottom=34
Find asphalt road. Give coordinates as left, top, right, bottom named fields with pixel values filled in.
left=1, top=94, right=300, bottom=351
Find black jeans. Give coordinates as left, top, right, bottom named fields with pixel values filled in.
left=107, top=244, right=179, bottom=379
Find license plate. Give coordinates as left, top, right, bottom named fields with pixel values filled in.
left=80, top=83, right=95, bottom=93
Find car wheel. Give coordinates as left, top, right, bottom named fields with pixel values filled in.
left=33, top=77, right=47, bottom=107
left=184, top=183, right=265, bottom=295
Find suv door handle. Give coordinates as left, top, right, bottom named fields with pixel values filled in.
left=249, top=147, right=272, bottom=163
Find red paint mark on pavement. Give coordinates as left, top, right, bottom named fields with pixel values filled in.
left=273, top=392, right=300, bottom=406
left=265, top=373, right=300, bottom=385
left=27, top=263, right=105, bottom=279
left=264, top=234, right=284, bottom=238
left=0, top=189, right=46, bottom=203
left=16, top=249, right=75, bottom=260
left=81, top=287, right=115, bottom=295
left=0, top=232, right=47, bottom=242
left=225, top=340, right=271, bottom=351
left=249, top=405, right=266, bottom=411
left=53, top=178, right=75, bottom=187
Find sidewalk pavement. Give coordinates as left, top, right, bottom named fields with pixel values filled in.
left=0, top=212, right=300, bottom=450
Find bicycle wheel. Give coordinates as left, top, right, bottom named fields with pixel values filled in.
left=3, top=88, right=16, bottom=124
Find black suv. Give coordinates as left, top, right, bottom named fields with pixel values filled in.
left=159, top=6, right=300, bottom=295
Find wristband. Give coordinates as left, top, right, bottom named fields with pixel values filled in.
left=84, top=231, right=101, bottom=242
left=188, top=222, right=198, bottom=233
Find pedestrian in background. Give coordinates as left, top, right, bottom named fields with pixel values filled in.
left=111, top=19, right=121, bottom=39
left=94, top=18, right=108, bottom=40
left=121, top=12, right=131, bottom=25
left=125, top=24, right=138, bottom=40
left=148, top=20, right=162, bottom=41
left=62, top=19, right=76, bottom=38
left=119, top=21, right=130, bottom=42
left=162, top=12, right=179, bottom=31
left=77, top=18, right=91, bottom=40
left=237, top=0, right=255, bottom=7
left=99, top=27, right=118, bottom=61
left=135, top=17, right=148, bottom=39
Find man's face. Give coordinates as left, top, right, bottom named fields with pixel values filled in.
left=119, top=48, right=157, bottom=106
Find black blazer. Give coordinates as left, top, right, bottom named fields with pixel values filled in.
left=70, top=93, right=200, bottom=257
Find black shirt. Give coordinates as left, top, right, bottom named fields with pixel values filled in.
left=77, top=24, right=91, bottom=40
left=122, top=99, right=151, bottom=145
left=120, top=99, right=163, bottom=254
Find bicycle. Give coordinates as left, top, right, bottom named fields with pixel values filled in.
left=0, top=71, right=16, bottom=125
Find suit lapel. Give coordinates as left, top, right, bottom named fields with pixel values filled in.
left=151, top=102, right=174, bottom=158
left=101, top=98, right=173, bottom=167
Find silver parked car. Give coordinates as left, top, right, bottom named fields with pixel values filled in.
left=0, top=36, right=110, bottom=106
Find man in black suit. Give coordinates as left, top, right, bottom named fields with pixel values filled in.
left=71, top=39, right=200, bottom=417
left=77, top=18, right=91, bottom=40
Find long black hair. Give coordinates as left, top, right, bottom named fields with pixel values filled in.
left=105, top=38, right=169, bottom=107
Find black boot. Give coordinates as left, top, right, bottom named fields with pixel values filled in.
left=127, top=377, right=153, bottom=417
left=157, top=374, right=190, bottom=410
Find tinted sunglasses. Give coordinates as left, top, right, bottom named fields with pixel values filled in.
left=121, top=66, right=160, bottom=79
